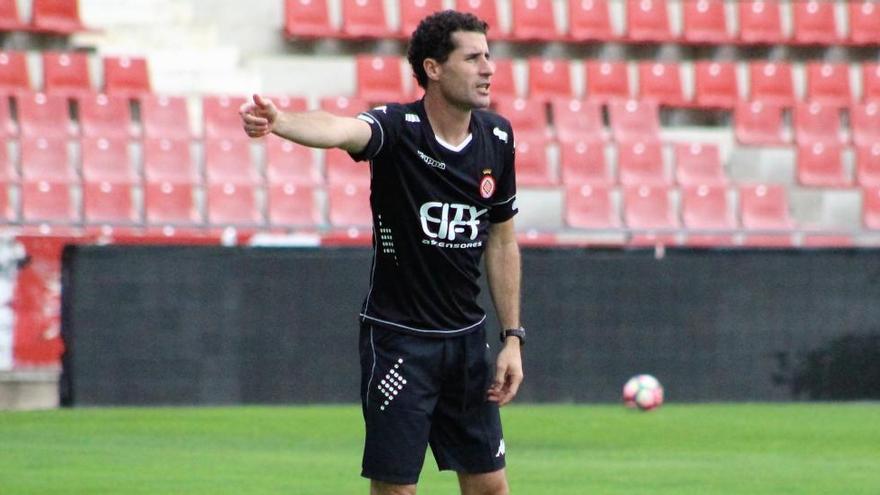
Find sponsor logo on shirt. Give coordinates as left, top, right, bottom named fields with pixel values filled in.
left=419, top=201, right=487, bottom=248
left=417, top=150, right=446, bottom=170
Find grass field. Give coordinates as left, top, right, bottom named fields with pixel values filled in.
left=1, top=403, right=878, bottom=494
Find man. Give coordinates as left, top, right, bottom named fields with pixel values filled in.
left=240, top=10, right=523, bottom=495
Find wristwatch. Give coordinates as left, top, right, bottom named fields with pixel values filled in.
left=500, top=327, right=526, bottom=347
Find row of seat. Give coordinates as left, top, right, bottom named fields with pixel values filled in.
left=0, top=0, right=90, bottom=35
left=285, top=0, right=880, bottom=46
left=0, top=51, right=151, bottom=98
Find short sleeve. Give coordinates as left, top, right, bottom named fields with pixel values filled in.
left=347, top=105, right=396, bottom=162
left=489, top=128, right=518, bottom=223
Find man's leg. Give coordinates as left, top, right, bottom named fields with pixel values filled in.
left=370, top=480, right=418, bottom=495
left=457, top=469, right=509, bottom=495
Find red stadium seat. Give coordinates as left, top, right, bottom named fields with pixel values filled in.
left=792, top=0, right=840, bottom=46
left=796, top=142, right=849, bottom=187
left=564, top=184, right=619, bottom=228
left=862, top=63, right=880, bottom=102
left=514, top=134, right=553, bottom=186
left=325, top=148, right=370, bottom=185
left=805, top=62, right=852, bottom=107
left=527, top=57, right=573, bottom=100
left=617, top=139, right=667, bottom=186
left=267, top=182, right=320, bottom=227
left=30, top=0, right=90, bottom=34
left=510, top=0, right=558, bottom=42
left=850, top=1, right=880, bottom=46
left=203, top=138, right=259, bottom=185
left=0, top=138, right=14, bottom=182
left=559, top=139, right=610, bottom=185
left=80, top=137, right=136, bottom=183
left=17, top=92, right=73, bottom=138
left=855, top=143, right=880, bottom=187
left=792, top=102, right=843, bottom=145
left=748, top=61, right=795, bottom=107
left=693, top=61, right=739, bottom=109
left=608, top=99, right=660, bottom=142
left=319, top=96, right=370, bottom=115
left=638, top=62, right=686, bottom=106
left=265, top=136, right=321, bottom=185
left=800, top=235, right=854, bottom=248
left=492, top=97, right=547, bottom=138
left=738, top=0, right=786, bottom=44
left=144, top=181, right=200, bottom=225
left=20, top=180, right=78, bottom=223
left=269, top=95, right=308, bottom=113
left=681, top=0, right=729, bottom=44
left=488, top=58, right=516, bottom=98
left=102, top=56, right=151, bottom=98
left=584, top=60, right=631, bottom=102
left=551, top=98, right=604, bottom=143
left=77, top=93, right=134, bottom=139
left=142, top=137, right=197, bottom=184
left=625, top=0, right=673, bottom=42
left=567, top=0, right=613, bottom=41
left=284, top=0, right=336, bottom=39
left=734, top=101, right=787, bottom=145
left=356, top=55, right=404, bottom=104
left=739, top=183, right=793, bottom=230
left=0, top=93, right=14, bottom=137
left=202, top=95, right=248, bottom=139
left=341, top=0, right=391, bottom=39
left=41, top=51, right=92, bottom=98
left=206, top=182, right=262, bottom=226
left=623, top=185, right=678, bottom=230
left=328, top=182, right=372, bottom=227
left=398, top=0, right=443, bottom=38
left=0, top=51, right=30, bottom=95
left=0, top=180, right=13, bottom=222
left=681, top=184, right=735, bottom=238
left=140, top=94, right=192, bottom=139
left=19, top=136, right=74, bottom=182
left=83, top=180, right=138, bottom=224
left=0, top=0, right=26, bottom=31
left=455, top=0, right=505, bottom=40
left=864, top=186, right=880, bottom=229
left=674, top=142, right=726, bottom=186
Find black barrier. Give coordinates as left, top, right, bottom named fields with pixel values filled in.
left=61, top=246, right=880, bottom=406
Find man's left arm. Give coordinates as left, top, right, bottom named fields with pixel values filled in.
left=485, top=218, right=523, bottom=406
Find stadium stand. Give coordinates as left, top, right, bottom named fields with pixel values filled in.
left=564, top=183, right=619, bottom=229
left=267, top=182, right=320, bottom=227
left=41, top=51, right=92, bottom=97
left=102, top=56, right=151, bottom=98
left=551, top=98, right=605, bottom=143
left=284, top=0, right=334, bottom=39
left=77, top=93, right=135, bottom=139
left=510, top=0, right=558, bottom=42
left=140, top=95, right=193, bottom=139
left=80, top=136, right=137, bottom=183
left=567, top=0, right=614, bottom=41
left=693, top=61, right=739, bottom=109
left=625, top=0, right=673, bottom=43
left=559, top=139, right=610, bottom=185
left=738, top=0, right=786, bottom=44
left=341, top=0, right=392, bottom=38
left=30, top=0, right=91, bottom=34
left=681, top=0, right=729, bottom=44
left=0, top=51, right=31, bottom=94
left=674, top=143, right=726, bottom=186
left=527, top=57, right=573, bottom=100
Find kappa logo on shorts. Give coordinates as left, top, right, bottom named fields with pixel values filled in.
left=376, top=358, right=407, bottom=412
left=495, top=439, right=505, bottom=458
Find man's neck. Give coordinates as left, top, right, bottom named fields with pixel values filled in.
left=423, top=91, right=472, bottom=147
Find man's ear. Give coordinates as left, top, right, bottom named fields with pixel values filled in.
left=423, top=58, right=442, bottom=82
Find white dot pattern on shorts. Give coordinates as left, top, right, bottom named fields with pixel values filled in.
left=376, top=358, right=406, bottom=412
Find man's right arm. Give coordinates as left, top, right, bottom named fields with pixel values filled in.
left=239, top=94, right=372, bottom=154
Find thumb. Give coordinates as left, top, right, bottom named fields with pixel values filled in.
left=253, top=93, right=269, bottom=109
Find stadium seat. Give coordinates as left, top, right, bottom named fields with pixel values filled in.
left=77, top=93, right=135, bottom=139
left=41, top=51, right=92, bottom=98
left=140, top=94, right=192, bottom=139
left=269, top=95, right=308, bottom=113
left=398, top=0, right=443, bottom=38
left=693, top=61, right=739, bottom=109
left=319, top=96, right=370, bottom=115
left=559, top=139, right=610, bottom=185
left=805, top=62, right=852, bottom=107
left=681, top=0, right=729, bottom=44
left=617, top=139, right=667, bottom=186
left=341, top=0, right=391, bottom=39
left=82, top=180, right=138, bottom=224
left=680, top=184, right=735, bottom=246
left=30, top=0, right=90, bottom=34
left=739, top=183, right=793, bottom=230
left=328, top=182, right=372, bottom=227
left=550, top=98, right=605, bottom=143
left=454, top=0, right=505, bottom=40
left=564, top=184, right=619, bottom=228
left=0, top=94, right=14, bottom=137
left=638, top=62, right=687, bottom=106
left=17, top=92, right=73, bottom=138
left=20, top=180, right=78, bottom=223
left=734, top=101, right=787, bottom=145
left=674, top=142, right=726, bottom=186
left=514, top=134, right=553, bottom=186
left=265, top=136, right=321, bottom=185
left=325, top=148, right=370, bottom=184
left=19, top=136, right=74, bottom=182
left=863, top=186, right=880, bottom=229
left=267, top=182, right=320, bottom=227
left=800, top=235, right=855, bottom=248
left=0, top=0, right=26, bottom=31
left=144, top=181, right=200, bottom=225
left=142, top=137, right=197, bottom=184
left=527, top=57, right=573, bottom=100
left=80, top=137, right=136, bottom=183
left=793, top=102, right=844, bottom=145
left=584, top=61, right=631, bottom=102
left=748, top=61, right=795, bottom=107
left=488, top=58, right=516, bottom=99
left=625, top=0, right=673, bottom=43
left=796, top=142, right=849, bottom=187
left=849, top=1, right=880, bottom=46
left=0, top=180, right=13, bottom=222
left=792, top=0, right=840, bottom=46
left=608, top=99, right=660, bottom=142
left=738, top=0, right=786, bottom=44
left=851, top=102, right=880, bottom=148
left=202, top=95, right=248, bottom=139
left=861, top=63, right=880, bottom=102
left=492, top=97, right=547, bottom=138
left=102, top=56, right=151, bottom=98
left=206, top=182, right=262, bottom=226
left=203, top=138, right=260, bottom=185
left=356, top=55, right=404, bottom=104
left=855, top=143, right=880, bottom=187
left=510, top=0, right=558, bottom=42
left=623, top=185, right=678, bottom=230
left=284, top=0, right=335, bottom=39
left=567, top=0, right=613, bottom=41
left=0, top=51, right=31, bottom=95
left=0, top=138, right=14, bottom=182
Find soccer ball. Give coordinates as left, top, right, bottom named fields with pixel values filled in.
left=622, top=374, right=664, bottom=411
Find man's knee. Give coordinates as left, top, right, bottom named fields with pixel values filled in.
left=370, top=480, right=417, bottom=495
left=459, top=469, right=509, bottom=495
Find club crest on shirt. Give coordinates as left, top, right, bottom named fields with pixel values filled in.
left=479, top=168, right=495, bottom=199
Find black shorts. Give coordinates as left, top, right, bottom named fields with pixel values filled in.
left=359, top=323, right=506, bottom=485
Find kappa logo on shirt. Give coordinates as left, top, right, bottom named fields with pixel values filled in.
left=492, top=127, right=508, bottom=143
left=417, top=150, right=446, bottom=170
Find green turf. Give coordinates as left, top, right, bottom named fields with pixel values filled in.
left=1, top=403, right=877, bottom=494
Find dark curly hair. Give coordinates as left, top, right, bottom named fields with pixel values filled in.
left=407, top=10, right=489, bottom=89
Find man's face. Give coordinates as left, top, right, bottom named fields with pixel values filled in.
left=432, top=31, right=494, bottom=110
